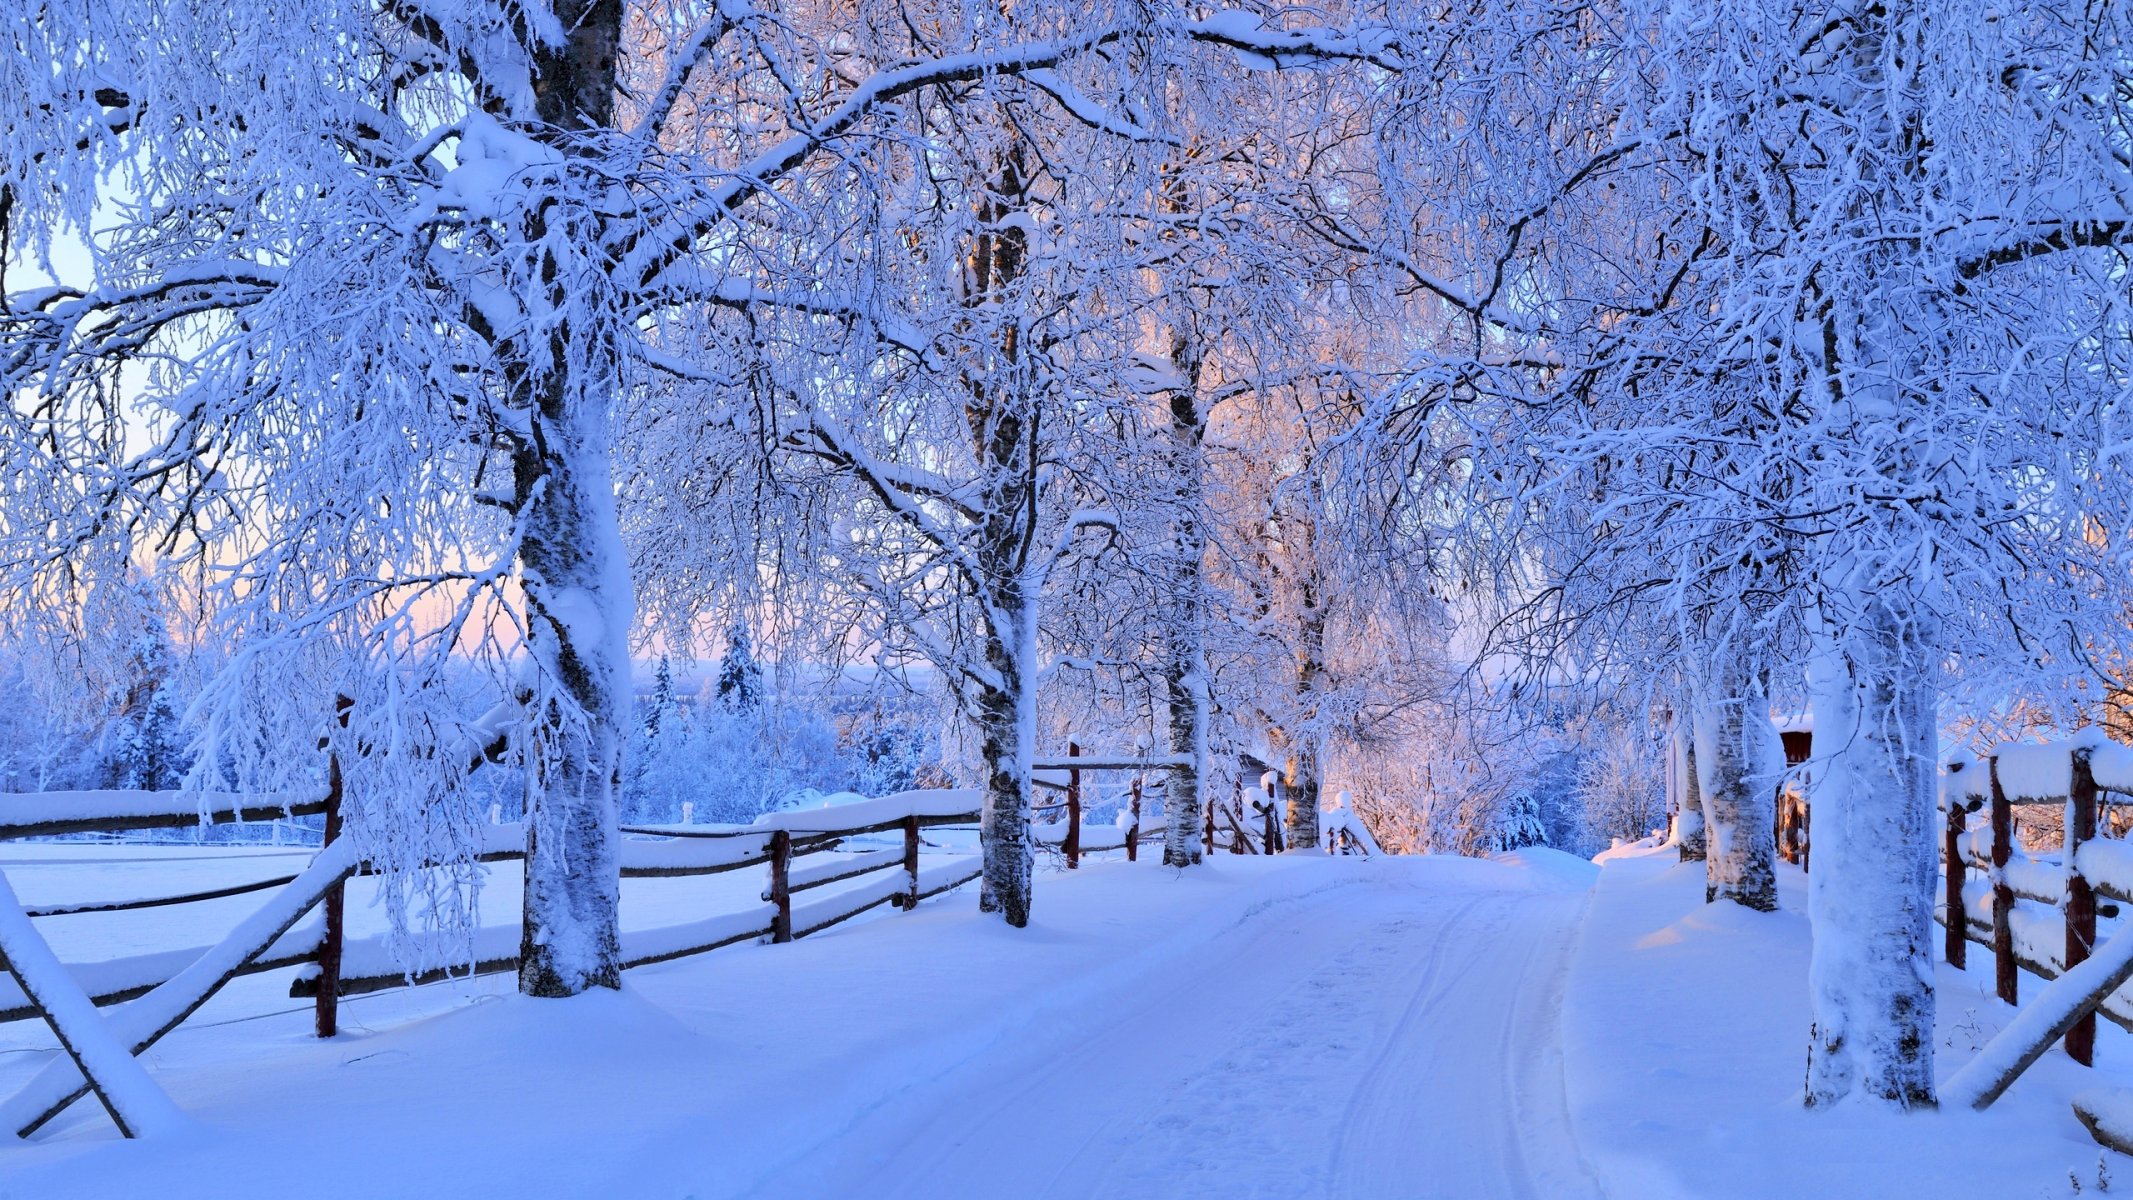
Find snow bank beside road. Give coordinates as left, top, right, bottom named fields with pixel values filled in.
left=1564, top=846, right=2125, bottom=1198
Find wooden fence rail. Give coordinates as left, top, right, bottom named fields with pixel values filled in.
left=1938, top=741, right=2133, bottom=1066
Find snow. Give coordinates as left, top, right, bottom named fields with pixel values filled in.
left=1322, top=789, right=1383, bottom=854
left=1031, top=819, right=1157, bottom=853
left=748, top=788, right=981, bottom=834
left=1993, top=741, right=2076, bottom=800
left=1945, top=737, right=2133, bottom=806
left=2082, top=839, right=2133, bottom=900
left=617, top=832, right=771, bottom=875
left=2075, top=1086, right=2133, bottom=1152
left=0, top=852, right=1588, bottom=1196
left=0, top=839, right=357, bottom=1137
left=0, top=920, right=322, bottom=1019
left=1570, top=845, right=2125, bottom=1196
left=2004, top=855, right=2068, bottom=904
left=2088, top=739, right=2133, bottom=796
left=1941, top=759, right=1990, bottom=809
left=9, top=841, right=2133, bottom=1193
left=1944, top=918, right=2133, bottom=1108
left=1493, top=844, right=1601, bottom=888
left=782, top=845, right=903, bottom=892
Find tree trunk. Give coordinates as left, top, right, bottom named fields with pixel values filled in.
left=1283, top=572, right=1326, bottom=852
left=1693, top=654, right=1779, bottom=911
left=1283, top=741, right=1322, bottom=853
left=1804, top=589, right=1939, bottom=1108
left=962, top=145, right=1038, bottom=926
left=972, top=591, right=1035, bottom=926
left=1161, top=333, right=1208, bottom=868
left=513, top=0, right=629, bottom=999
left=515, top=379, right=630, bottom=997
left=1673, top=724, right=1707, bottom=862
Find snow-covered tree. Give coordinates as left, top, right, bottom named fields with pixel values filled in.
left=714, top=625, right=762, bottom=716
left=1496, top=792, right=1548, bottom=852
left=5, top=0, right=1424, bottom=968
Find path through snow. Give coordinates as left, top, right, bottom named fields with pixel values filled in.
left=766, top=869, right=1601, bottom=1200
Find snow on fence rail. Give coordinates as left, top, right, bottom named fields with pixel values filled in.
left=0, top=790, right=330, bottom=840
left=1937, top=736, right=2133, bottom=1069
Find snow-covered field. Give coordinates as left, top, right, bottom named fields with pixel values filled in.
left=0, top=844, right=2125, bottom=1198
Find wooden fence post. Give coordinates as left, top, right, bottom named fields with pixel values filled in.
left=1261, top=799, right=1277, bottom=856
left=1990, top=755, right=2018, bottom=1006
left=2069, top=746, right=2099, bottom=1065
left=1065, top=742, right=1081, bottom=870
left=901, top=814, right=921, bottom=911
left=315, top=695, right=353, bottom=1039
left=1204, top=782, right=1221, bottom=856
left=769, top=829, right=793, bottom=943
left=1127, top=775, right=1142, bottom=863
left=1799, top=797, right=1810, bottom=874
left=1944, top=801, right=1967, bottom=970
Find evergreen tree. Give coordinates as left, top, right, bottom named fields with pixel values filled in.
left=102, top=606, right=192, bottom=791
left=715, top=623, right=762, bottom=715
left=644, top=656, right=677, bottom=740
left=1498, top=792, right=1548, bottom=852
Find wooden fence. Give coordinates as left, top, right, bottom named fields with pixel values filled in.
left=1938, top=740, right=2133, bottom=1067
left=0, top=781, right=1081, bottom=1138
left=0, top=790, right=1007, bottom=1030
left=0, top=732, right=1215, bottom=1139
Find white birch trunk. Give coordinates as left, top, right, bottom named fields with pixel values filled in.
left=1692, top=654, right=1780, bottom=911
left=1672, top=725, right=1707, bottom=862
left=974, top=591, right=1036, bottom=926
left=512, top=0, right=630, bottom=998
left=1804, top=589, right=1939, bottom=1107
left=1283, top=577, right=1325, bottom=852
left=1161, top=332, right=1208, bottom=868
left=516, top=390, right=630, bottom=997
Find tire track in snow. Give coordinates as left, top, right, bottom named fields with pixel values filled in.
left=1324, top=891, right=1603, bottom=1200
left=762, top=875, right=1599, bottom=1200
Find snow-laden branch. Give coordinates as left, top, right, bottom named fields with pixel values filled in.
left=632, top=0, right=757, bottom=144
left=627, top=13, right=1416, bottom=293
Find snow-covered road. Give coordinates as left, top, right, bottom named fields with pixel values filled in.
left=767, top=871, right=1602, bottom=1200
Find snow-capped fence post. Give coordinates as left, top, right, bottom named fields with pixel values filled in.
left=901, top=814, right=921, bottom=910
left=768, top=830, right=794, bottom=944
left=1127, top=775, right=1142, bottom=864
left=2068, top=747, right=2100, bottom=1065
left=1943, top=799, right=1968, bottom=970
left=1991, top=756, right=2018, bottom=1005
left=315, top=694, right=352, bottom=1039
left=1065, top=743, right=1082, bottom=870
